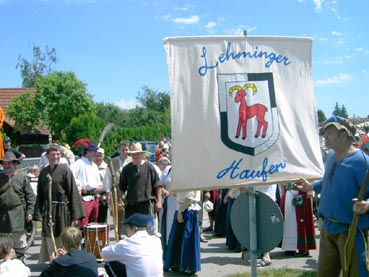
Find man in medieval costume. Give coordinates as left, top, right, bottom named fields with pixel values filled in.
left=34, top=143, right=85, bottom=264
left=0, top=152, right=35, bottom=261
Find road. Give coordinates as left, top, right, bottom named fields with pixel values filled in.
left=26, top=214, right=319, bottom=277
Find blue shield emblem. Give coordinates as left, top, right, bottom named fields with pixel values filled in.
left=218, top=72, right=279, bottom=156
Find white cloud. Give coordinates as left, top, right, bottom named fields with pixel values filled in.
left=116, top=99, right=139, bottom=110
left=227, top=26, right=256, bottom=36
left=331, top=31, right=342, bottom=36
left=205, top=21, right=216, bottom=29
left=174, top=4, right=195, bottom=12
left=173, top=15, right=199, bottom=24
left=356, top=48, right=369, bottom=54
left=313, top=0, right=323, bottom=12
left=161, top=14, right=171, bottom=21
left=314, top=73, right=352, bottom=86
left=315, top=56, right=345, bottom=65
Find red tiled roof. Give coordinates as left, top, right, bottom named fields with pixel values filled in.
left=0, top=88, right=49, bottom=135
left=0, top=87, right=36, bottom=113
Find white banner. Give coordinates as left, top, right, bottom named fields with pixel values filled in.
left=164, top=36, right=324, bottom=191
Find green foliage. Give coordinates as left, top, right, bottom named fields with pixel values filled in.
left=136, top=86, right=170, bottom=113
left=317, top=109, right=326, bottom=123
left=6, top=91, right=40, bottom=132
left=16, top=45, right=57, bottom=88
left=65, top=114, right=106, bottom=154
left=34, top=71, right=95, bottom=140
left=95, top=102, right=131, bottom=127
left=332, top=102, right=349, bottom=118
left=92, top=87, right=171, bottom=150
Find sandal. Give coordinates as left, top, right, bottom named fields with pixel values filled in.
left=257, top=258, right=271, bottom=267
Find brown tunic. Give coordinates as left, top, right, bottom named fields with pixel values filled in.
left=34, top=163, right=85, bottom=237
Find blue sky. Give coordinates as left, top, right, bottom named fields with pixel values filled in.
left=0, top=0, right=368, bottom=118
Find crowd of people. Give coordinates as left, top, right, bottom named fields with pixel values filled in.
left=0, top=116, right=369, bottom=276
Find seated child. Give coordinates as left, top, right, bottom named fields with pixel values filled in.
left=0, top=234, right=31, bottom=277
left=40, top=226, right=98, bottom=277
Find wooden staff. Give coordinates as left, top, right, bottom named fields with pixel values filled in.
left=111, top=185, right=120, bottom=242
left=343, top=170, right=369, bottom=276
left=47, top=173, right=58, bottom=254
left=107, top=157, right=120, bottom=242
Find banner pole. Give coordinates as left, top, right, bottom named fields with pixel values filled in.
left=249, top=186, right=258, bottom=277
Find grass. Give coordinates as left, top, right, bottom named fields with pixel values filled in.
left=227, top=267, right=317, bottom=277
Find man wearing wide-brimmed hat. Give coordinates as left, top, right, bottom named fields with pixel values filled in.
left=0, top=152, right=35, bottom=261
left=119, top=142, right=162, bottom=222
left=296, top=116, right=369, bottom=276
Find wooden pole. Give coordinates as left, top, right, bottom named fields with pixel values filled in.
left=47, top=173, right=58, bottom=254
left=343, top=170, right=369, bottom=276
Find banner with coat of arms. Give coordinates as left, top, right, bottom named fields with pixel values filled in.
left=164, top=36, right=324, bottom=191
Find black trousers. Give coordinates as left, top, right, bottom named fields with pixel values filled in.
left=125, top=200, right=154, bottom=219
left=105, top=261, right=127, bottom=277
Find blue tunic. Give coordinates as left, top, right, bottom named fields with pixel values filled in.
left=313, top=149, right=369, bottom=276
left=313, top=150, right=369, bottom=233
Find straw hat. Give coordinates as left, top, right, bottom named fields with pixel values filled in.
left=128, top=143, right=146, bottom=154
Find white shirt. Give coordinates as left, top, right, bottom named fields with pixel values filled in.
left=70, top=157, right=102, bottom=192
left=176, top=190, right=201, bottom=211
left=228, top=188, right=242, bottom=199
left=96, top=161, right=108, bottom=183
left=160, top=166, right=172, bottom=190
left=256, top=184, right=277, bottom=201
left=102, top=230, right=163, bottom=277
left=0, top=259, right=31, bottom=277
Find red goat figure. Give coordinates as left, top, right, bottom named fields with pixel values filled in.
left=230, top=84, right=268, bottom=140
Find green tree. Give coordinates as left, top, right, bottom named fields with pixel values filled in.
left=95, top=102, right=130, bottom=127
left=341, top=105, right=348, bottom=118
left=136, top=86, right=170, bottom=113
left=34, top=71, right=95, bottom=140
left=332, top=102, right=349, bottom=118
left=317, top=109, right=326, bottom=123
left=6, top=91, right=40, bottom=131
left=333, top=102, right=340, bottom=116
left=66, top=114, right=105, bottom=145
left=134, top=86, right=171, bottom=139
left=16, top=45, right=57, bottom=87
left=7, top=71, right=95, bottom=140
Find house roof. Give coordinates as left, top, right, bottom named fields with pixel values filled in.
left=0, top=88, right=49, bottom=136
left=0, top=87, right=36, bottom=114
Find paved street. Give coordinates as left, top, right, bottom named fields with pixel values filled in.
left=26, top=214, right=319, bottom=277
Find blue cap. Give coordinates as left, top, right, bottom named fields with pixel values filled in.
left=122, top=213, right=152, bottom=227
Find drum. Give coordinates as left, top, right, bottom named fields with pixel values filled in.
left=84, top=223, right=109, bottom=261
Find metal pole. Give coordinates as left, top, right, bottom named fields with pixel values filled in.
left=248, top=186, right=258, bottom=277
